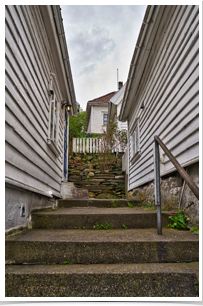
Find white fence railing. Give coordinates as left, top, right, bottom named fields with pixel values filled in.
left=72, top=138, right=118, bottom=153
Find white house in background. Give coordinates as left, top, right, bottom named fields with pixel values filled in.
left=108, top=82, right=128, bottom=152
left=86, top=91, right=116, bottom=134
left=119, top=5, right=199, bottom=196
left=5, top=5, right=77, bottom=233
left=108, top=82, right=128, bottom=131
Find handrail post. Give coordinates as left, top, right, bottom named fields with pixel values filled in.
left=154, top=135, right=162, bottom=235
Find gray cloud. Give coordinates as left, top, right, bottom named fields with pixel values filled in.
left=69, top=25, right=115, bottom=76
left=61, top=5, right=147, bottom=108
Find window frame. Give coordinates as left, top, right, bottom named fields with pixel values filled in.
left=47, top=75, right=60, bottom=157
left=103, top=113, right=108, bottom=126
left=130, top=118, right=141, bottom=164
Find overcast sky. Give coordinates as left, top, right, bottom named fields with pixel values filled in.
left=61, top=5, right=147, bottom=110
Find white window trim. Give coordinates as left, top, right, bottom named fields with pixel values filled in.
left=130, top=118, right=141, bottom=164
left=47, top=74, right=60, bottom=157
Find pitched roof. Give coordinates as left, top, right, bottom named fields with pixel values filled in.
left=88, top=91, right=116, bottom=103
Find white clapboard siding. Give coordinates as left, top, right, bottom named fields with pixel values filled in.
left=6, top=6, right=49, bottom=111
left=5, top=5, right=65, bottom=195
left=5, top=8, right=48, bottom=121
left=5, top=143, right=60, bottom=191
left=6, top=124, right=61, bottom=181
left=5, top=162, right=60, bottom=194
left=128, top=5, right=199, bottom=191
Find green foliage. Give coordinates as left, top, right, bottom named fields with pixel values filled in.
left=64, top=260, right=69, bottom=264
left=74, top=226, right=77, bottom=229
left=93, top=223, right=110, bottom=230
left=122, top=224, right=127, bottom=229
left=161, top=208, right=166, bottom=211
left=112, top=200, right=118, bottom=208
left=86, top=175, right=90, bottom=179
left=127, top=201, right=134, bottom=208
left=189, top=227, right=199, bottom=234
left=83, top=226, right=86, bottom=230
left=167, top=209, right=188, bottom=230
left=144, top=209, right=148, bottom=211
left=69, top=111, right=87, bottom=139
left=145, top=203, right=151, bottom=208
left=135, top=207, right=138, bottom=210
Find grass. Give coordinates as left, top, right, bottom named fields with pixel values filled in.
left=93, top=223, right=110, bottom=230
left=112, top=200, right=118, bottom=208
left=127, top=201, right=134, bottom=208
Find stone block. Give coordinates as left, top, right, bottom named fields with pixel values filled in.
left=70, top=170, right=80, bottom=175
left=68, top=175, right=81, bottom=182
left=89, top=192, right=96, bottom=198
left=96, top=193, right=114, bottom=199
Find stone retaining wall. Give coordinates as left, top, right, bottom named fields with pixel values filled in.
left=127, top=162, right=199, bottom=228
left=68, top=153, right=125, bottom=199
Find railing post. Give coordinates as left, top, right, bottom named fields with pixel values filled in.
left=154, top=135, right=162, bottom=235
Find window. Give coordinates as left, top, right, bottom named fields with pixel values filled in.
left=103, top=114, right=108, bottom=125
left=50, top=93, right=57, bottom=141
left=47, top=89, right=60, bottom=157
left=130, top=119, right=141, bottom=163
left=132, top=124, right=139, bottom=156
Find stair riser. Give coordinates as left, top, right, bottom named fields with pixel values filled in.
left=6, top=241, right=199, bottom=265
left=32, top=214, right=171, bottom=229
left=58, top=199, right=140, bottom=208
left=5, top=271, right=197, bottom=297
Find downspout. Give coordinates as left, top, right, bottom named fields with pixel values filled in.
left=52, top=6, right=77, bottom=116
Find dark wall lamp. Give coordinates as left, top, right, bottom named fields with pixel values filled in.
left=62, top=102, right=71, bottom=112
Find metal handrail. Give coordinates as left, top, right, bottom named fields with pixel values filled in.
left=154, top=135, right=199, bottom=235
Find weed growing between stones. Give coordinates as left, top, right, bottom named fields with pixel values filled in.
left=122, top=224, right=127, bottom=229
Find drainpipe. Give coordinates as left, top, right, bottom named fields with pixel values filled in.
left=52, top=6, right=77, bottom=116
left=119, top=5, right=156, bottom=121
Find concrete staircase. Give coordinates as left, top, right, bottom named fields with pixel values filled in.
left=5, top=199, right=199, bottom=297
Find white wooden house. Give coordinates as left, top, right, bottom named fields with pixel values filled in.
left=108, top=82, right=128, bottom=152
left=86, top=91, right=116, bottom=134
left=119, top=5, right=199, bottom=194
left=5, top=5, right=78, bottom=233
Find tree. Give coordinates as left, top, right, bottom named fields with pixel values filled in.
left=69, top=110, right=87, bottom=153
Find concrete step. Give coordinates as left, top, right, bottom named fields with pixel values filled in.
left=31, top=207, right=173, bottom=229
left=58, top=198, right=140, bottom=208
left=6, top=228, right=199, bottom=265
left=5, top=262, right=199, bottom=297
